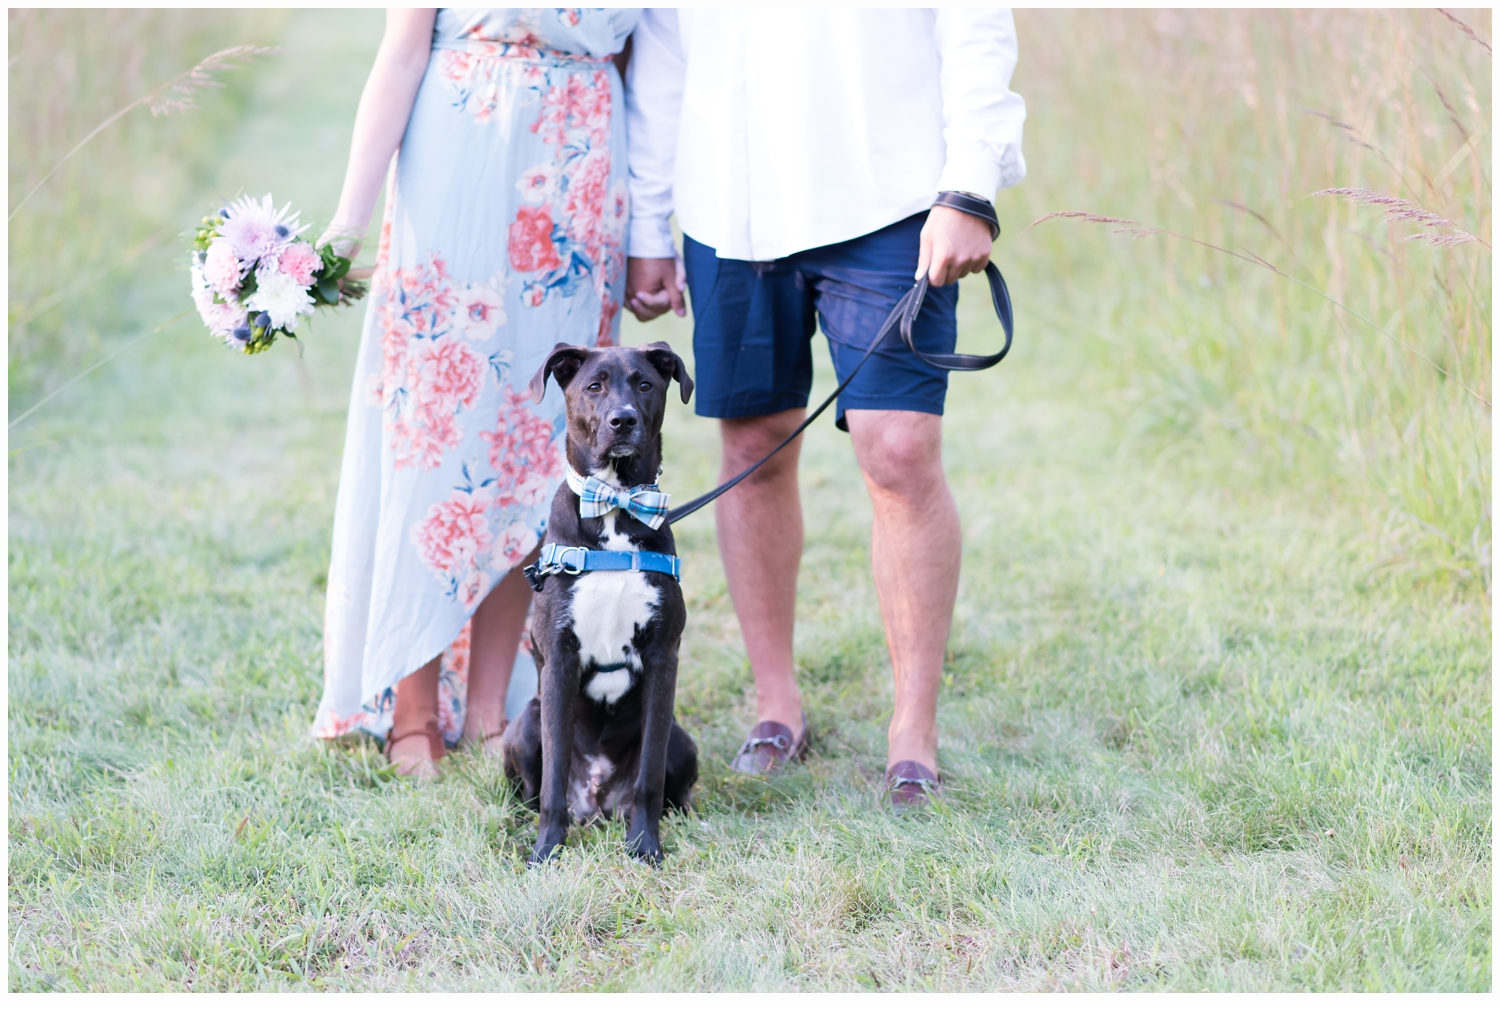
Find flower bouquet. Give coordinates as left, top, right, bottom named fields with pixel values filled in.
left=189, top=194, right=367, bottom=354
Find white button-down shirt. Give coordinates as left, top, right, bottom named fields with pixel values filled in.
left=624, top=8, right=1027, bottom=262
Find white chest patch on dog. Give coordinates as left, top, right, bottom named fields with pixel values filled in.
left=570, top=512, right=658, bottom=704
left=568, top=752, right=617, bottom=821
left=585, top=668, right=634, bottom=705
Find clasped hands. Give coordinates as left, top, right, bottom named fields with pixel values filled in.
left=624, top=205, right=995, bottom=323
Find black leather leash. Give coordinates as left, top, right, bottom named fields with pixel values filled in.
left=666, top=196, right=1014, bottom=525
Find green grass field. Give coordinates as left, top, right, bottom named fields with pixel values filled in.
left=8, top=9, right=1491, bottom=991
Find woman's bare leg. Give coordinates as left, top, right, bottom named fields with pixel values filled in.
left=390, top=657, right=442, bottom=779
left=464, top=546, right=541, bottom=750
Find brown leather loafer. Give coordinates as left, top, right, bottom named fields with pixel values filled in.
left=886, top=760, right=941, bottom=809
left=729, top=714, right=808, bottom=775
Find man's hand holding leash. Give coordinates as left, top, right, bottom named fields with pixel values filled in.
left=917, top=203, right=996, bottom=287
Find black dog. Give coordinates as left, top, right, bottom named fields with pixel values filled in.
left=501, top=341, right=698, bottom=865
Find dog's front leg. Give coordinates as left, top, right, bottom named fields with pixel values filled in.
left=627, top=640, right=680, bottom=865
left=533, top=643, right=580, bottom=866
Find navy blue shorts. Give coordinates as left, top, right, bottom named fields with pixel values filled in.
left=683, top=212, right=958, bottom=430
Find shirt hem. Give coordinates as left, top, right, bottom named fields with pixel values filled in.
left=681, top=195, right=938, bottom=263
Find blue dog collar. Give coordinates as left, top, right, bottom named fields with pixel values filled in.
left=524, top=542, right=681, bottom=591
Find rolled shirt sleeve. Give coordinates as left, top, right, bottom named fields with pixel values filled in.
left=624, top=8, right=685, bottom=258
left=932, top=7, right=1028, bottom=199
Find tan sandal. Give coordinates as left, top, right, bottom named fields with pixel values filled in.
left=479, top=719, right=509, bottom=758
left=386, top=718, right=444, bottom=782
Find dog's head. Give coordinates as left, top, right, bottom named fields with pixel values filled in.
left=529, top=342, right=693, bottom=483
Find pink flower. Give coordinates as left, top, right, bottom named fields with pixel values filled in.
left=413, top=338, right=484, bottom=413
left=381, top=256, right=458, bottom=338
left=444, top=621, right=473, bottom=678
left=496, top=23, right=542, bottom=46
left=508, top=205, right=562, bottom=273
left=481, top=389, right=562, bottom=504
left=371, top=253, right=482, bottom=470
left=573, top=71, right=613, bottom=145
left=507, top=469, right=551, bottom=508
left=565, top=147, right=612, bottom=254
left=277, top=241, right=321, bottom=287
left=379, top=314, right=415, bottom=402
left=412, top=488, right=494, bottom=580
left=468, top=77, right=502, bottom=125
left=437, top=50, right=472, bottom=88
left=391, top=408, right=462, bottom=471
left=596, top=297, right=620, bottom=347
left=532, top=83, right=573, bottom=146
left=191, top=264, right=245, bottom=337
left=200, top=296, right=246, bottom=339
left=203, top=238, right=243, bottom=296
left=456, top=568, right=491, bottom=608
left=376, top=215, right=392, bottom=272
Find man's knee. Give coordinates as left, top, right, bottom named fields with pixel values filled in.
left=848, top=410, right=946, bottom=499
left=720, top=411, right=804, bottom=478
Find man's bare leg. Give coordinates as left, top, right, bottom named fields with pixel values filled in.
left=845, top=409, right=958, bottom=773
left=462, top=545, right=541, bottom=751
left=716, top=409, right=806, bottom=731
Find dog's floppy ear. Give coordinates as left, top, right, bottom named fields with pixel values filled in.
left=641, top=341, right=694, bottom=404
left=529, top=343, right=590, bottom=403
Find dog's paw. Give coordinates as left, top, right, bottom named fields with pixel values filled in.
left=626, top=834, right=664, bottom=867
left=528, top=831, right=567, bottom=867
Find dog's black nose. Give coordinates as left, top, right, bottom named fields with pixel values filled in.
left=607, top=410, right=637, bottom=430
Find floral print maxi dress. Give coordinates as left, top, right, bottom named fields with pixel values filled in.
left=314, top=8, right=640, bottom=745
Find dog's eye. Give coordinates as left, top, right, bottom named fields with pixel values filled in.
left=639, top=381, right=652, bottom=391
left=587, top=381, right=601, bottom=391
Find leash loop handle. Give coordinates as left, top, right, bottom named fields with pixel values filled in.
left=897, top=262, right=1013, bottom=372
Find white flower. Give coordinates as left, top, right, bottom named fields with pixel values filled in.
left=455, top=280, right=507, bottom=341
left=221, top=193, right=306, bottom=265
left=515, top=164, right=556, bottom=204
left=191, top=263, right=245, bottom=337
left=247, top=266, right=315, bottom=332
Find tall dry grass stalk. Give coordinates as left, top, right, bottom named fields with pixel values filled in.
left=8, top=44, right=279, bottom=222
left=1011, top=8, right=1491, bottom=591
left=7, top=10, right=291, bottom=398
left=1026, top=208, right=1490, bottom=407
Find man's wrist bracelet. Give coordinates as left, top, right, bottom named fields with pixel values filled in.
left=933, top=191, right=1000, bottom=241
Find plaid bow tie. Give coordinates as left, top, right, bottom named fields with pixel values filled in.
left=566, top=468, right=671, bottom=529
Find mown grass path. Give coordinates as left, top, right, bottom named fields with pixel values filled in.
left=9, top=10, right=1491, bottom=992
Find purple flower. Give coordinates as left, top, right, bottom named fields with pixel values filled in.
left=220, top=194, right=306, bottom=266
